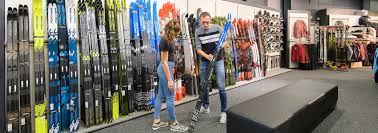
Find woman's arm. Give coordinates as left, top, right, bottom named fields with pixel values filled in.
left=161, top=51, right=173, bottom=82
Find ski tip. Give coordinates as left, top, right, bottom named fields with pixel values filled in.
left=24, top=5, right=29, bottom=15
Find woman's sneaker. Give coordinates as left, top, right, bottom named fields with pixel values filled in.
left=170, top=122, right=189, bottom=132
left=200, top=106, right=210, bottom=114
left=152, top=121, right=169, bottom=130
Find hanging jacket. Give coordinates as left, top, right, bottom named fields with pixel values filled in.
left=358, top=43, right=366, bottom=61
left=293, top=20, right=308, bottom=38
left=374, top=48, right=378, bottom=73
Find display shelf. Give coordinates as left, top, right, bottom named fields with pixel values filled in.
left=76, top=68, right=291, bottom=133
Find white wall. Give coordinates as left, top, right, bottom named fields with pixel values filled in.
left=4, top=0, right=280, bottom=42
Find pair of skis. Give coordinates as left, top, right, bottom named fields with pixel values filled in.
left=18, top=5, right=32, bottom=133
left=33, top=0, right=48, bottom=132
left=188, top=14, right=232, bottom=133
left=6, top=7, right=20, bottom=133
left=48, top=0, right=79, bottom=132
left=47, top=1, right=60, bottom=133
left=78, top=0, right=95, bottom=127
left=6, top=5, right=33, bottom=133
left=95, top=0, right=113, bottom=123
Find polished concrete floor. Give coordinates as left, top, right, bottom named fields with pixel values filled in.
left=94, top=67, right=378, bottom=133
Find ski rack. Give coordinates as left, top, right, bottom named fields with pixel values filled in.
left=95, top=0, right=113, bottom=123
left=66, top=0, right=80, bottom=131
left=78, top=0, right=94, bottom=127
left=188, top=14, right=232, bottom=133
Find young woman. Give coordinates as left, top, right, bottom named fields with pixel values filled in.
left=152, top=20, right=189, bottom=132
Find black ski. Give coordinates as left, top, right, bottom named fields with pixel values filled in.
left=6, top=7, right=20, bottom=133
left=78, top=0, right=94, bottom=126
left=18, top=5, right=32, bottom=133
left=95, top=0, right=113, bottom=122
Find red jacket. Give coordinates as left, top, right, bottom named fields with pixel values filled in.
left=294, top=20, right=308, bottom=38
left=291, top=44, right=309, bottom=63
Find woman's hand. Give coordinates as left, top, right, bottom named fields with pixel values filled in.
left=168, top=79, right=174, bottom=92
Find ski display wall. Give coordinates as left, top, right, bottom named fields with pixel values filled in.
left=6, top=7, right=20, bottom=133
left=47, top=1, right=60, bottom=132
left=65, top=0, right=79, bottom=131
left=33, top=0, right=48, bottom=132
left=18, top=5, right=32, bottom=133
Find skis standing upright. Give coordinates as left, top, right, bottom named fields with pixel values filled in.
left=95, top=0, right=113, bottom=122
left=19, top=5, right=32, bottom=133
left=122, top=0, right=135, bottom=113
left=188, top=14, right=232, bottom=133
left=86, top=0, right=103, bottom=125
left=6, top=7, right=20, bottom=133
left=115, top=0, right=129, bottom=116
left=105, top=0, right=121, bottom=119
left=56, top=0, right=71, bottom=131
left=78, top=0, right=94, bottom=126
left=32, top=0, right=48, bottom=132
left=130, top=2, right=142, bottom=111
left=65, top=0, right=79, bottom=131
left=47, top=1, right=60, bottom=133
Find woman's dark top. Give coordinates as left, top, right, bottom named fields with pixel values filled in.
left=159, top=38, right=175, bottom=62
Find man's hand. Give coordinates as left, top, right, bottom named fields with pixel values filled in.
left=206, top=54, right=214, bottom=61
left=221, top=42, right=227, bottom=49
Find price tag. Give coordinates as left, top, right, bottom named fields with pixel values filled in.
left=50, top=103, right=54, bottom=110
left=8, top=86, right=11, bottom=93
left=26, top=80, right=29, bottom=87
left=7, top=124, right=12, bottom=132
left=128, top=85, right=131, bottom=90
left=85, top=102, right=89, bottom=108
left=122, top=90, right=126, bottom=96
left=115, top=85, right=119, bottom=90
left=95, top=100, right=98, bottom=107
left=21, top=118, right=25, bottom=125
left=108, top=91, right=111, bottom=97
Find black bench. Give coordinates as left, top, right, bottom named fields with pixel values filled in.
left=227, top=80, right=338, bottom=133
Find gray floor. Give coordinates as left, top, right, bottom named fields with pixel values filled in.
left=94, top=67, right=378, bottom=133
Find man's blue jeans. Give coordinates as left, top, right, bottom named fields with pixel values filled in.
left=154, top=62, right=176, bottom=121
left=200, top=60, right=228, bottom=112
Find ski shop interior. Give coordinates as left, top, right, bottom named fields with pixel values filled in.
left=1, top=0, right=377, bottom=133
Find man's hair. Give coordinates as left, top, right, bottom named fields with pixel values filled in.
left=200, top=12, right=211, bottom=18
